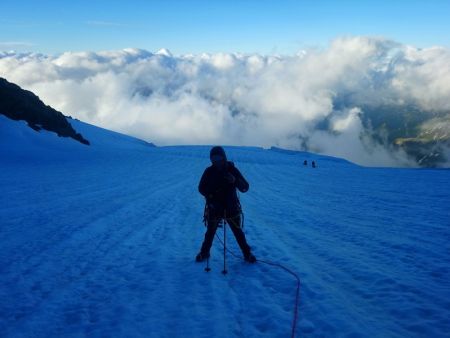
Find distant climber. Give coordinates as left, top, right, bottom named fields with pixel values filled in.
left=196, top=146, right=256, bottom=263
left=303, top=160, right=308, bottom=166
left=312, top=161, right=316, bottom=168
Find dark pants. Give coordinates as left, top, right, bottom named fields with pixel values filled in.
left=200, top=214, right=251, bottom=257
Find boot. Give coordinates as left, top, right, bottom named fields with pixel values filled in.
left=195, top=252, right=210, bottom=262
left=244, top=252, right=256, bottom=263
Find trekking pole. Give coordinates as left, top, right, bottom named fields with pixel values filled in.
left=222, top=217, right=228, bottom=275
left=203, top=204, right=211, bottom=272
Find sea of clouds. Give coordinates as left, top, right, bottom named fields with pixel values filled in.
left=1, top=36, right=449, bottom=166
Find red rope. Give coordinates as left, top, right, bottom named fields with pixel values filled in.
left=215, top=229, right=301, bottom=338
left=256, top=258, right=300, bottom=338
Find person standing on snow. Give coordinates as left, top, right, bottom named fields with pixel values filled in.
left=196, top=146, right=256, bottom=263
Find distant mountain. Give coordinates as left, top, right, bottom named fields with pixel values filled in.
left=0, top=77, right=89, bottom=145
left=332, top=97, right=450, bottom=167
left=360, top=105, right=450, bottom=167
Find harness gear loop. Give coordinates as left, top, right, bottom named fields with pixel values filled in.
left=203, top=202, right=244, bottom=229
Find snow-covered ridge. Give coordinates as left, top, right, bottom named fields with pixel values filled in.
left=1, top=111, right=449, bottom=337
left=0, top=115, right=154, bottom=162
left=0, top=77, right=89, bottom=145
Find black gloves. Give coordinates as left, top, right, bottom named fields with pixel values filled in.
left=224, top=172, right=236, bottom=185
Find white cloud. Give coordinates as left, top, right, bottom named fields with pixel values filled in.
left=308, top=108, right=414, bottom=167
left=1, top=36, right=449, bottom=166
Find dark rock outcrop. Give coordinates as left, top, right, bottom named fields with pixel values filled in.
left=0, top=77, right=89, bottom=145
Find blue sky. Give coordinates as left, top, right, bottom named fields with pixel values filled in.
left=1, top=0, right=450, bottom=54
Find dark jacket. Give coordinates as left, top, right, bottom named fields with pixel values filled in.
left=198, top=161, right=249, bottom=218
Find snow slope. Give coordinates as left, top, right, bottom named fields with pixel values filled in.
left=1, top=115, right=449, bottom=337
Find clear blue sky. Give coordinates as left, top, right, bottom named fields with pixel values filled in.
left=1, top=0, right=449, bottom=54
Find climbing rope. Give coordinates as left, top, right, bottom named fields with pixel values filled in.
left=202, top=201, right=301, bottom=337
left=214, top=222, right=301, bottom=338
